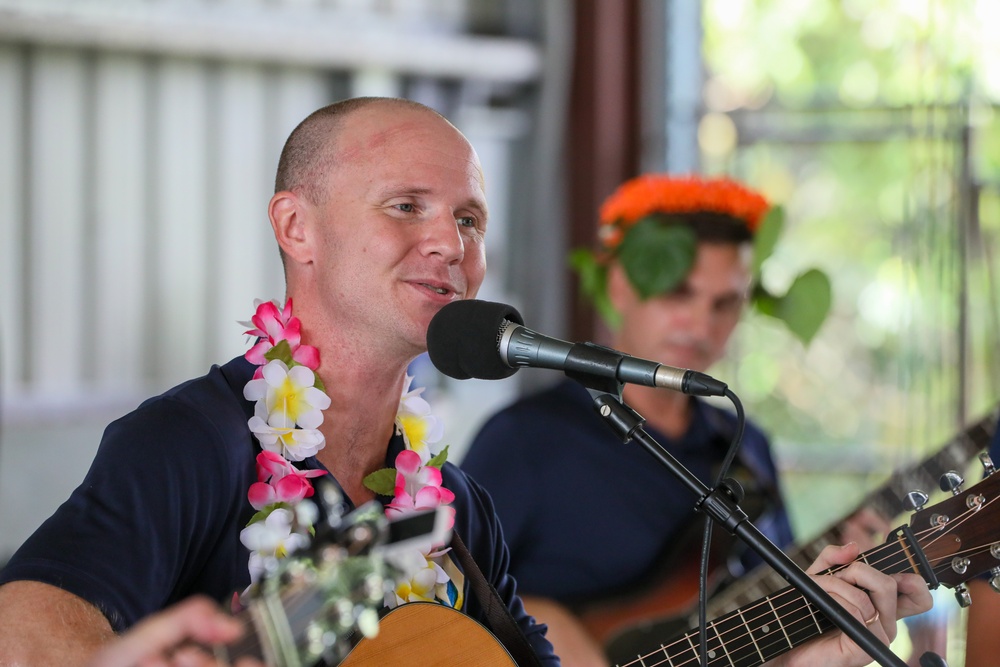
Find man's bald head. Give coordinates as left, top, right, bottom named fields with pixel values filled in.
left=274, top=97, right=451, bottom=206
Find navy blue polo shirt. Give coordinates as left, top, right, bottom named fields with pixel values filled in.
left=462, top=379, right=793, bottom=607
left=0, top=356, right=557, bottom=664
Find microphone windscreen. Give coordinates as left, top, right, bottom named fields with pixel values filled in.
left=426, top=300, right=524, bottom=380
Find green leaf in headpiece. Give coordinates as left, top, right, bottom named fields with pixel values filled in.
left=568, top=248, right=620, bottom=326
left=751, top=206, right=784, bottom=277
left=771, top=268, right=833, bottom=345
left=618, top=218, right=697, bottom=300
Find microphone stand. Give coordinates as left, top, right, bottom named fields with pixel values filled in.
left=578, top=380, right=908, bottom=667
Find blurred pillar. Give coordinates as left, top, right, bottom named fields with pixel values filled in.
left=566, top=0, right=642, bottom=342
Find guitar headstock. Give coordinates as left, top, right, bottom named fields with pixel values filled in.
left=236, top=481, right=453, bottom=667
left=908, top=465, right=1000, bottom=597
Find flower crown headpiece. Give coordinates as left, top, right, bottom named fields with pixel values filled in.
left=570, top=173, right=832, bottom=345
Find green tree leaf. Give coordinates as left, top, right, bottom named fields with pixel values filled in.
left=618, top=219, right=697, bottom=300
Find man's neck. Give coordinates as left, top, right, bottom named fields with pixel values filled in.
left=621, top=383, right=693, bottom=440
left=309, top=337, right=414, bottom=507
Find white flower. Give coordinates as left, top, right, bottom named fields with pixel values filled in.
left=395, top=375, right=444, bottom=463
left=245, top=359, right=330, bottom=461
left=240, top=508, right=310, bottom=568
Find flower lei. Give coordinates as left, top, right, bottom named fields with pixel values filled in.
left=238, top=299, right=461, bottom=610
left=570, top=173, right=832, bottom=345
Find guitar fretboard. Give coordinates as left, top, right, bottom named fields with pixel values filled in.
left=701, top=408, right=998, bottom=621
left=616, top=533, right=919, bottom=667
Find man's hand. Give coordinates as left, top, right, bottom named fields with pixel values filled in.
left=769, top=543, right=932, bottom=667
left=521, top=595, right=608, bottom=667
left=86, top=596, right=263, bottom=667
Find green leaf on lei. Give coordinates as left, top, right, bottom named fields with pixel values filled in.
left=362, top=468, right=397, bottom=496
left=618, top=218, right=697, bottom=300
left=264, top=339, right=295, bottom=365
left=263, top=339, right=326, bottom=392
left=246, top=501, right=293, bottom=527
left=427, top=445, right=450, bottom=469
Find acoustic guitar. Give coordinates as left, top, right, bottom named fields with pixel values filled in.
left=232, top=461, right=1000, bottom=666
left=585, top=406, right=999, bottom=664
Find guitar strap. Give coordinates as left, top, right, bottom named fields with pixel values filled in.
left=449, top=531, right=545, bottom=667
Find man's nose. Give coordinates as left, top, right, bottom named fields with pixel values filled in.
left=680, top=299, right=714, bottom=339
left=422, top=212, right=465, bottom=263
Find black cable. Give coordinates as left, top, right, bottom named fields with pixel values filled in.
left=698, top=387, right=745, bottom=667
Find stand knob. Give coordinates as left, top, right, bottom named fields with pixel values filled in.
left=919, top=652, right=949, bottom=667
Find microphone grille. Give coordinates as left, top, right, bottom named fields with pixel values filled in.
left=426, top=300, right=524, bottom=380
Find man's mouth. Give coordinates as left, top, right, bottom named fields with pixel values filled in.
left=419, top=282, right=453, bottom=296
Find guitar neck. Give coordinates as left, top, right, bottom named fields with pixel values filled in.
left=222, top=582, right=332, bottom=666
left=618, top=533, right=920, bottom=667
left=704, top=407, right=998, bottom=619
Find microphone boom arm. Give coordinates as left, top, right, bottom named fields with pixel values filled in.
left=588, top=391, right=908, bottom=667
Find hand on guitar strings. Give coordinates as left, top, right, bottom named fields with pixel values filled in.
left=767, top=543, right=932, bottom=667
left=86, top=596, right=265, bottom=667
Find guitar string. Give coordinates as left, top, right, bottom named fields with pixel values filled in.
left=713, top=422, right=996, bottom=616
left=219, top=481, right=998, bottom=667
left=619, top=537, right=995, bottom=667
left=619, top=499, right=1000, bottom=667
left=636, top=495, right=1000, bottom=667
left=616, top=492, right=998, bottom=667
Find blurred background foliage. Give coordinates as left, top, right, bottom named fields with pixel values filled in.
left=699, top=0, right=1000, bottom=537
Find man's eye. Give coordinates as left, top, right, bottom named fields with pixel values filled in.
left=396, top=203, right=415, bottom=213
left=458, top=216, right=477, bottom=228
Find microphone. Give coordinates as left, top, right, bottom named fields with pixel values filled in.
left=426, top=300, right=728, bottom=397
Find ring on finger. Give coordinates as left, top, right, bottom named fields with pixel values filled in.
left=864, top=611, right=880, bottom=625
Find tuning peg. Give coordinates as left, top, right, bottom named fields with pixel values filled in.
left=939, top=471, right=965, bottom=495
left=981, top=452, right=996, bottom=476
left=954, top=583, right=972, bottom=608
left=903, top=490, right=930, bottom=512
left=989, top=567, right=1000, bottom=594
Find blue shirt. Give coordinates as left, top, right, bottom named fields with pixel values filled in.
left=462, top=379, right=793, bottom=608
left=0, top=356, right=557, bottom=664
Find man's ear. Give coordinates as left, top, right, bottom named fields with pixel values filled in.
left=269, top=190, right=313, bottom=265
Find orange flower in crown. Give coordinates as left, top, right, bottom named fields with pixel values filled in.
left=569, top=173, right=833, bottom=345
left=596, top=174, right=770, bottom=252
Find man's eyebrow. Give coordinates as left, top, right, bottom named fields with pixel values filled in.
left=461, top=198, right=489, bottom=220
left=378, top=185, right=488, bottom=218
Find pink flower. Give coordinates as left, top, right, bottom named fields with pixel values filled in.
left=247, top=450, right=326, bottom=511
left=386, top=450, right=455, bottom=529
left=243, top=299, right=319, bottom=370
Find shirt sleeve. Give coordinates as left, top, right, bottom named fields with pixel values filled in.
left=0, top=396, right=251, bottom=630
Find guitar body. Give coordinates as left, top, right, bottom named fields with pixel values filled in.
left=576, top=517, right=734, bottom=646
left=340, top=603, right=516, bottom=666
left=583, top=408, right=1000, bottom=664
